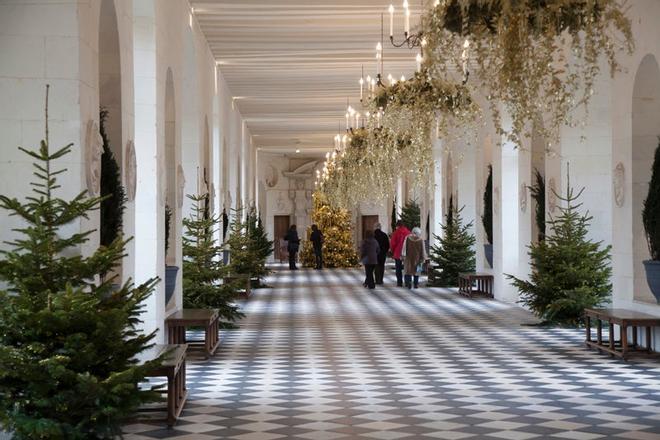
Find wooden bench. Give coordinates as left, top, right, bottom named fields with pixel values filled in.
left=458, top=273, right=494, bottom=298
left=584, top=308, right=660, bottom=360
left=137, top=344, right=188, bottom=426
left=166, top=309, right=220, bottom=359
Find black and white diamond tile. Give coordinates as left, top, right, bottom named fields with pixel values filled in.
left=125, top=267, right=660, bottom=439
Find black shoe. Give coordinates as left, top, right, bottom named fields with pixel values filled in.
left=413, top=285, right=419, bottom=289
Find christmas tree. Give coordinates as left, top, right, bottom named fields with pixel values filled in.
left=642, top=140, right=660, bottom=261
left=482, top=165, right=493, bottom=245
left=226, top=206, right=270, bottom=284
left=244, top=206, right=273, bottom=287
left=428, top=197, right=476, bottom=287
left=182, top=194, right=242, bottom=324
left=0, top=87, right=160, bottom=439
left=400, top=199, right=421, bottom=230
left=391, top=199, right=397, bottom=232
left=300, top=192, right=359, bottom=268
left=507, top=168, right=612, bottom=326
left=529, top=168, right=546, bottom=242
left=99, top=108, right=126, bottom=248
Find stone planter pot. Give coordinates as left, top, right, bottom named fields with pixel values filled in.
left=643, top=260, right=660, bottom=303
left=484, top=244, right=493, bottom=268
left=165, top=265, right=179, bottom=305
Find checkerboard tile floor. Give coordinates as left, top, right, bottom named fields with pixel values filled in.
left=125, top=267, right=660, bottom=439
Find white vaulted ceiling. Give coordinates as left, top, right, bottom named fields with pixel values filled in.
left=191, top=0, right=423, bottom=156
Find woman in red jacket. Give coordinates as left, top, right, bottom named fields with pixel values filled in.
left=390, top=220, right=411, bottom=287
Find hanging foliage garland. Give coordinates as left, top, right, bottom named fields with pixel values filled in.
left=319, top=73, right=481, bottom=209
left=422, top=0, right=634, bottom=149
left=370, top=72, right=481, bottom=187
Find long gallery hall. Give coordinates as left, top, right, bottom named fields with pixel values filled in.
left=1, top=1, right=660, bottom=440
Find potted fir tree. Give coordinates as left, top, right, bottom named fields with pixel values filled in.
left=164, top=204, right=178, bottom=305
left=400, top=199, right=421, bottom=229
left=0, top=88, right=162, bottom=438
left=99, top=108, right=126, bottom=290
left=482, top=165, right=493, bottom=267
left=428, top=197, right=476, bottom=287
left=643, top=141, right=660, bottom=303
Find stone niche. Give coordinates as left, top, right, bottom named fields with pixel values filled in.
left=260, top=154, right=319, bottom=260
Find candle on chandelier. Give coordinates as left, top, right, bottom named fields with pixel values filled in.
left=345, top=112, right=350, bottom=129
left=389, top=5, right=394, bottom=37
left=359, top=77, right=364, bottom=101
left=416, top=53, right=423, bottom=72
left=355, top=112, right=360, bottom=129
left=400, top=74, right=406, bottom=82
left=376, top=42, right=383, bottom=76
left=404, top=1, right=410, bottom=35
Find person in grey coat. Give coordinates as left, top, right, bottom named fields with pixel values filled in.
left=360, top=230, right=380, bottom=289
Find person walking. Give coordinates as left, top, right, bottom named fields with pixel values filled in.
left=360, top=230, right=380, bottom=290
left=284, top=225, right=300, bottom=270
left=401, top=227, right=428, bottom=289
left=373, top=223, right=390, bottom=285
left=390, top=220, right=411, bottom=287
left=310, top=224, right=324, bottom=270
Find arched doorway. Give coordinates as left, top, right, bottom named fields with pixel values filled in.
left=98, top=0, right=124, bottom=280
left=164, top=68, right=178, bottom=309
left=530, top=124, right=546, bottom=244
left=632, top=54, right=660, bottom=303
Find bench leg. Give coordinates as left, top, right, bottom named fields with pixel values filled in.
left=609, top=322, right=615, bottom=351
left=597, top=320, right=602, bottom=346
left=167, top=373, right=175, bottom=426
left=646, top=326, right=653, bottom=353
left=621, top=324, right=628, bottom=358
left=632, top=326, right=638, bottom=347
left=585, top=316, right=591, bottom=343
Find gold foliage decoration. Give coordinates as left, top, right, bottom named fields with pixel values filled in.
left=422, top=0, right=634, bottom=148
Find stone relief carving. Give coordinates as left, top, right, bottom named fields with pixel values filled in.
left=125, top=140, right=137, bottom=202
left=519, top=182, right=528, bottom=213
left=275, top=191, right=291, bottom=213
left=295, top=178, right=305, bottom=190
left=177, top=164, right=186, bottom=208
left=548, top=178, right=557, bottom=212
left=264, top=164, right=279, bottom=188
left=613, top=162, right=625, bottom=208
left=85, top=119, right=103, bottom=196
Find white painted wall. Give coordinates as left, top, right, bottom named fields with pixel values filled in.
left=0, top=0, right=252, bottom=343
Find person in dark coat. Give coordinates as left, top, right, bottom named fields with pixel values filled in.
left=310, top=224, right=324, bottom=270
left=373, top=223, right=390, bottom=285
left=284, top=225, right=300, bottom=270
left=360, top=230, right=380, bottom=290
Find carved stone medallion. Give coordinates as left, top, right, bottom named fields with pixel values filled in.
left=519, top=182, right=528, bottom=213
left=613, top=162, right=625, bottom=208
left=125, top=140, right=137, bottom=201
left=177, top=164, right=186, bottom=208
left=85, top=119, right=103, bottom=196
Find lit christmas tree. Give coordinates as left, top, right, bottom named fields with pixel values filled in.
left=301, top=192, right=358, bottom=268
